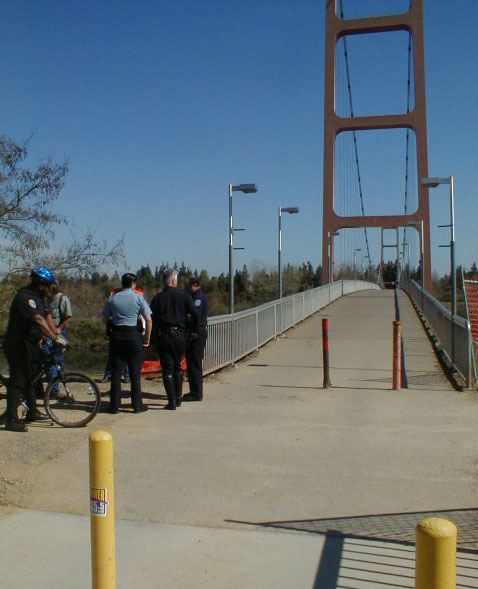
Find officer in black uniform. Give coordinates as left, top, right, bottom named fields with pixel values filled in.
left=102, top=273, right=152, bottom=414
left=184, top=276, right=208, bottom=402
left=4, top=267, right=62, bottom=433
left=150, top=268, right=198, bottom=410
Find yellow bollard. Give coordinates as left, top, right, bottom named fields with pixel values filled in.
left=416, top=517, right=457, bottom=589
left=89, top=430, right=116, bottom=589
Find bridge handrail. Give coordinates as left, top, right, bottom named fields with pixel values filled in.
left=400, top=278, right=473, bottom=388
left=203, top=280, right=380, bottom=376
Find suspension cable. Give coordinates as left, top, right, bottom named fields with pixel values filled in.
left=339, top=0, right=373, bottom=270
left=402, top=1, right=413, bottom=271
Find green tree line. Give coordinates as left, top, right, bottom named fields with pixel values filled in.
left=0, top=261, right=322, bottom=350
left=48, top=260, right=322, bottom=321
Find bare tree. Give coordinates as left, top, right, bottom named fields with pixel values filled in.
left=0, top=134, right=124, bottom=313
left=0, top=135, right=67, bottom=243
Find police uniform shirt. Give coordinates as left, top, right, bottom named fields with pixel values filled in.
left=102, top=288, right=151, bottom=326
left=150, top=287, right=198, bottom=330
left=5, top=286, right=49, bottom=343
left=191, top=289, right=208, bottom=328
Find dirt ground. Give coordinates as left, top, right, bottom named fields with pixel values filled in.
left=0, top=371, right=188, bottom=510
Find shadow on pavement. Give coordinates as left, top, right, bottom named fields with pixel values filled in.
left=228, top=509, right=477, bottom=588
left=227, top=508, right=478, bottom=550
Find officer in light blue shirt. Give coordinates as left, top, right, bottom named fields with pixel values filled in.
left=102, top=273, right=152, bottom=414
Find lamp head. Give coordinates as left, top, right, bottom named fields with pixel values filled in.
left=232, top=183, right=258, bottom=194
left=421, top=177, right=450, bottom=188
left=282, top=207, right=299, bottom=214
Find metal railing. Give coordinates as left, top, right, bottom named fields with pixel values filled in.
left=203, top=280, right=380, bottom=376
left=401, top=279, right=473, bottom=388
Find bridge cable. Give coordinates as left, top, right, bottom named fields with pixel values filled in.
left=339, top=0, right=373, bottom=271
left=402, top=3, right=414, bottom=278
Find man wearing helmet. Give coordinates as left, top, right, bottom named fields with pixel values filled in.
left=3, top=266, right=63, bottom=432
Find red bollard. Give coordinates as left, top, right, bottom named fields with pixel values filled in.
left=392, top=320, right=402, bottom=390
left=322, top=318, right=331, bottom=388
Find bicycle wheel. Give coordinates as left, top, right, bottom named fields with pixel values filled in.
left=44, top=372, right=101, bottom=427
left=0, top=374, right=7, bottom=423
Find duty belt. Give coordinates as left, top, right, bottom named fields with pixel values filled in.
left=111, top=325, right=138, bottom=333
left=159, top=326, right=184, bottom=336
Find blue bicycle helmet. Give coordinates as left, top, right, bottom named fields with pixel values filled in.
left=30, top=266, right=55, bottom=284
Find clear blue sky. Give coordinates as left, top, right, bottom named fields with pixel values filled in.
left=1, top=0, right=476, bottom=278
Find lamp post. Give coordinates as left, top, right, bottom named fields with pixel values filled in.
left=228, top=183, right=258, bottom=316
left=402, top=242, right=410, bottom=280
left=364, top=254, right=370, bottom=280
left=421, top=176, right=456, bottom=365
left=353, top=248, right=361, bottom=283
left=327, top=231, right=340, bottom=283
left=278, top=206, right=299, bottom=335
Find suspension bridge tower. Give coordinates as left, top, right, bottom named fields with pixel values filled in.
left=321, top=0, right=432, bottom=291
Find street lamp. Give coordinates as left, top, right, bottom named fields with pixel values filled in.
left=278, top=206, right=299, bottom=334
left=353, top=248, right=361, bottom=283
left=401, top=242, right=410, bottom=280
left=363, top=253, right=370, bottom=280
left=421, top=176, right=456, bottom=365
left=327, top=231, right=340, bottom=283
left=228, top=183, right=258, bottom=316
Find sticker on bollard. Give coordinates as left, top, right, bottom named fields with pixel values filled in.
left=90, top=487, right=109, bottom=516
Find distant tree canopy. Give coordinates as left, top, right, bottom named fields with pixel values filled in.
left=49, top=258, right=478, bottom=326
left=17, top=261, right=322, bottom=324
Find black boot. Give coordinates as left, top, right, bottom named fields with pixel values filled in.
left=5, top=418, right=28, bottom=433
left=163, top=374, right=176, bottom=410
left=174, top=371, right=183, bottom=407
left=5, top=399, right=28, bottom=432
left=183, top=392, right=202, bottom=402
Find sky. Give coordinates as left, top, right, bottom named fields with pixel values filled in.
left=1, top=0, right=477, bottom=279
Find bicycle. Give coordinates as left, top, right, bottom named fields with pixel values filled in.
left=0, top=340, right=101, bottom=428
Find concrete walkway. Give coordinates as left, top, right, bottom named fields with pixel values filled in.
left=1, top=289, right=477, bottom=587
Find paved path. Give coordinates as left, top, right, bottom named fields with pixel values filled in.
left=1, top=289, right=477, bottom=587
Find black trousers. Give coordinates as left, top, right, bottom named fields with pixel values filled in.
left=157, top=331, right=186, bottom=376
left=185, top=327, right=207, bottom=396
left=4, top=338, right=42, bottom=420
left=109, top=330, right=144, bottom=410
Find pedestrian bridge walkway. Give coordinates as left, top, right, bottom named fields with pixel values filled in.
left=321, top=288, right=450, bottom=391
left=1, top=288, right=477, bottom=588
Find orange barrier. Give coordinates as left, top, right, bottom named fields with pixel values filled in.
left=463, top=274, right=478, bottom=343
left=393, top=320, right=402, bottom=390
left=322, top=318, right=330, bottom=388
left=140, top=356, right=187, bottom=374
left=141, top=360, right=161, bottom=374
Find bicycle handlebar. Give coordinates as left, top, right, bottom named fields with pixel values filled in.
left=55, top=335, right=69, bottom=348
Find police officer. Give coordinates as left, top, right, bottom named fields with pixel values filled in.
left=150, top=268, right=198, bottom=410
left=102, top=273, right=152, bottom=414
left=184, top=276, right=208, bottom=402
left=4, top=267, right=63, bottom=433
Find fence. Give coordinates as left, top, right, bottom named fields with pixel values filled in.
left=401, top=279, right=473, bottom=388
left=203, top=280, right=380, bottom=376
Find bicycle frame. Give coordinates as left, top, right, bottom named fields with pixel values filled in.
left=1, top=342, right=68, bottom=419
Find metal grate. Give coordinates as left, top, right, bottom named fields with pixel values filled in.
left=258, top=508, right=478, bottom=550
